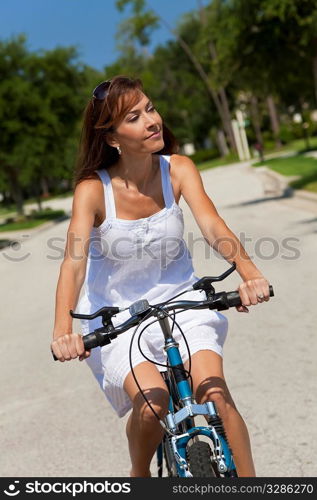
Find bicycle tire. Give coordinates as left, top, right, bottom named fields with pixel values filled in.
left=162, top=436, right=178, bottom=477
left=187, top=440, right=216, bottom=477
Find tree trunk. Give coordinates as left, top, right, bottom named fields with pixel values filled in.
left=36, top=181, right=43, bottom=211
left=313, top=55, right=317, bottom=108
left=207, top=37, right=236, bottom=152
left=36, top=197, right=42, bottom=212
left=216, top=129, right=230, bottom=156
left=199, top=4, right=237, bottom=152
left=41, top=176, right=50, bottom=198
left=6, top=167, right=24, bottom=215
left=250, top=94, right=263, bottom=147
left=153, top=6, right=237, bottom=152
left=173, top=34, right=237, bottom=151
left=218, top=87, right=236, bottom=153
left=266, top=95, right=282, bottom=148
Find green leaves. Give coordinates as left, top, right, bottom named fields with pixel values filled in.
left=0, top=35, right=98, bottom=212
left=2, top=0, right=317, bottom=213
left=115, top=0, right=159, bottom=49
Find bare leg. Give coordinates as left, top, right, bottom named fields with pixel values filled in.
left=123, top=362, right=169, bottom=477
left=184, top=350, right=256, bottom=477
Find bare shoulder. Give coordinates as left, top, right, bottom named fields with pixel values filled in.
left=62, top=174, right=103, bottom=267
left=170, top=153, right=197, bottom=171
left=73, top=173, right=102, bottom=206
left=169, top=154, right=203, bottom=192
left=71, top=173, right=104, bottom=227
left=169, top=154, right=220, bottom=225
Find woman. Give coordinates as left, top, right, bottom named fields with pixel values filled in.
left=51, top=75, right=270, bottom=477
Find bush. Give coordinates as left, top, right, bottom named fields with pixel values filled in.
left=33, top=209, right=65, bottom=220
left=189, top=148, right=220, bottom=164
left=279, top=125, right=296, bottom=144
left=4, top=217, right=15, bottom=224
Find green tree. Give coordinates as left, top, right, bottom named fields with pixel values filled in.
left=230, top=0, right=317, bottom=146
left=0, top=35, right=91, bottom=214
left=114, top=0, right=238, bottom=152
left=0, top=34, right=34, bottom=214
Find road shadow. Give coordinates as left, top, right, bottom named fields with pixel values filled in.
left=295, top=216, right=317, bottom=234
left=297, top=217, right=317, bottom=224
left=226, top=189, right=293, bottom=209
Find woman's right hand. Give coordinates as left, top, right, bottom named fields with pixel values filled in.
left=51, top=333, right=91, bottom=362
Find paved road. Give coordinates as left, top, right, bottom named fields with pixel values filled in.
left=0, top=163, right=316, bottom=477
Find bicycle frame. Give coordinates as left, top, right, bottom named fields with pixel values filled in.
left=154, top=307, right=237, bottom=478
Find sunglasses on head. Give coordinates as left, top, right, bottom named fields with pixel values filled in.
left=92, top=80, right=112, bottom=101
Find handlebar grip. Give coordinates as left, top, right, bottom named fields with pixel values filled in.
left=227, top=285, right=274, bottom=307
left=51, top=349, right=58, bottom=361
left=51, top=330, right=111, bottom=361
left=82, top=331, right=103, bottom=350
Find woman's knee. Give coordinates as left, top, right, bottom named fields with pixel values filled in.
left=200, top=387, right=237, bottom=421
left=131, top=390, right=169, bottom=428
left=140, top=401, right=168, bottom=426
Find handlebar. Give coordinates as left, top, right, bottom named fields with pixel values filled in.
left=52, top=279, right=274, bottom=360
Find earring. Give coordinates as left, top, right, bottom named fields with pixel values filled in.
left=116, top=145, right=121, bottom=155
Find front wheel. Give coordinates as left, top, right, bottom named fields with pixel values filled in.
left=187, top=441, right=216, bottom=477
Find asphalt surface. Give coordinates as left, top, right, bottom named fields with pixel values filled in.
left=0, top=162, right=316, bottom=477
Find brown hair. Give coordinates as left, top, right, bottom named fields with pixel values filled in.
left=74, top=75, right=179, bottom=186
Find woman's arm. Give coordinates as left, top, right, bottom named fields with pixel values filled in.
left=172, top=154, right=270, bottom=311
left=51, top=178, right=100, bottom=361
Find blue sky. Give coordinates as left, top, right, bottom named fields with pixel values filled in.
left=0, top=0, right=201, bottom=71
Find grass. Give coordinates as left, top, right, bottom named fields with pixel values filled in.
left=281, top=136, right=317, bottom=153
left=304, top=180, right=317, bottom=191
left=261, top=136, right=317, bottom=155
left=253, top=154, right=317, bottom=193
left=0, top=205, right=17, bottom=217
left=197, top=153, right=239, bottom=170
left=0, top=209, right=66, bottom=232
left=195, top=137, right=317, bottom=172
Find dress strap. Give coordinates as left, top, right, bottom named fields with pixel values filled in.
left=159, top=155, right=175, bottom=209
left=95, top=169, right=116, bottom=219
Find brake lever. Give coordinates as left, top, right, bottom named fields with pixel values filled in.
left=70, top=306, right=121, bottom=321
left=192, top=262, right=236, bottom=294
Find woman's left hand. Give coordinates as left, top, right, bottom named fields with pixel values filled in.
left=235, top=276, right=270, bottom=313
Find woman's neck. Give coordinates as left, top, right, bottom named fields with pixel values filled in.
left=112, top=153, right=159, bottom=192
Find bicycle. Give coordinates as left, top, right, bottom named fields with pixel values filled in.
left=52, top=261, right=274, bottom=477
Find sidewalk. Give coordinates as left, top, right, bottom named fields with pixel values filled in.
left=0, top=195, right=73, bottom=225
left=0, top=214, right=70, bottom=247
left=0, top=197, right=73, bottom=246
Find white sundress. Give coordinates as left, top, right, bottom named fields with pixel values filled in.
left=76, top=154, right=228, bottom=417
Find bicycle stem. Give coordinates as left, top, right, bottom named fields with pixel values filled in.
left=155, top=308, right=193, bottom=405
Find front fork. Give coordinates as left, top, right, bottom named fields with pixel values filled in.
left=164, top=407, right=233, bottom=477
left=157, top=399, right=235, bottom=476
left=155, top=309, right=236, bottom=477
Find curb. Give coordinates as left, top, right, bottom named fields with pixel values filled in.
left=252, top=166, right=296, bottom=196
left=251, top=165, right=317, bottom=213
left=0, top=213, right=70, bottom=250
left=252, top=165, right=317, bottom=199
left=293, top=189, right=317, bottom=202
